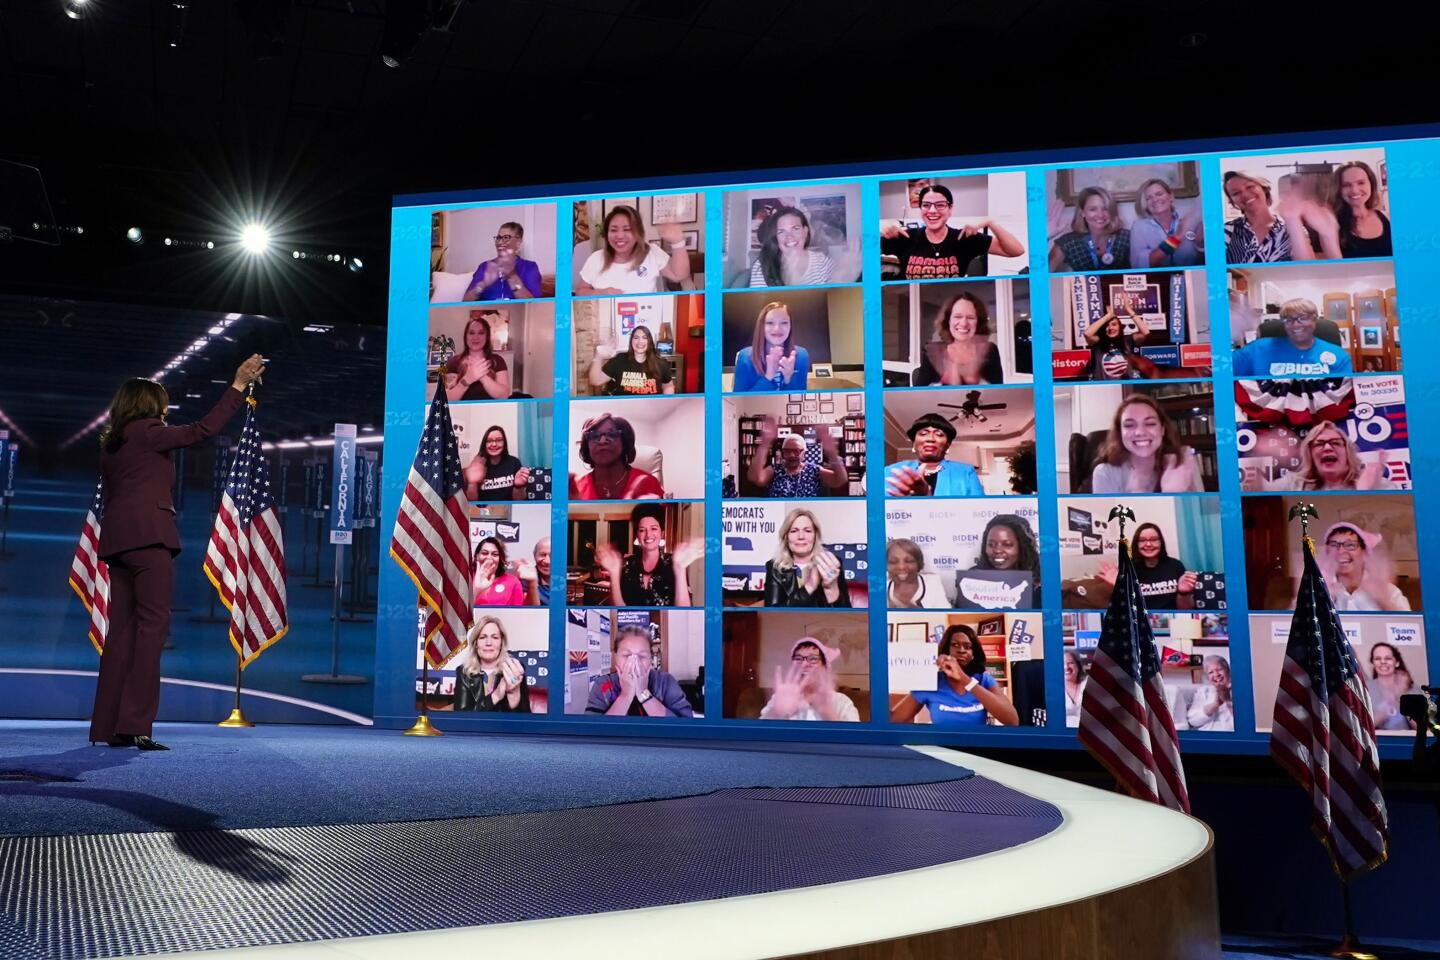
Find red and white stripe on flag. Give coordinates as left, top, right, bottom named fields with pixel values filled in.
left=1078, top=648, right=1191, bottom=813
left=390, top=466, right=472, bottom=668
left=204, top=491, right=290, bottom=666
left=67, top=489, right=110, bottom=655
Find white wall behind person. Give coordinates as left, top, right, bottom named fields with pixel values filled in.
left=885, top=499, right=1041, bottom=594
left=878, top=173, right=1030, bottom=276
left=469, top=503, right=552, bottom=577
left=567, top=397, right=707, bottom=499
left=437, top=204, right=558, bottom=296
left=573, top=194, right=706, bottom=289
left=427, top=303, right=556, bottom=399
left=1055, top=495, right=1223, bottom=580
left=721, top=183, right=864, bottom=289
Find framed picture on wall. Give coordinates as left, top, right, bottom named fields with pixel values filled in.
left=1057, top=162, right=1200, bottom=205
left=682, top=230, right=700, bottom=252
left=1361, top=326, right=1383, bottom=348
left=786, top=403, right=801, bottom=416
left=651, top=193, right=699, bottom=224
left=603, top=197, right=640, bottom=217
left=819, top=401, right=835, bottom=414
left=891, top=621, right=929, bottom=644
left=846, top=393, right=863, bottom=411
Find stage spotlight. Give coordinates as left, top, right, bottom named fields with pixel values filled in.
left=239, top=222, right=271, bottom=255
left=163, top=237, right=173, bottom=246
left=62, top=0, right=89, bottom=20
left=292, top=250, right=300, bottom=259
left=348, top=257, right=364, bottom=273
left=126, top=226, right=143, bottom=244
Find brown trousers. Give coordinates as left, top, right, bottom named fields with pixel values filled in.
left=88, top=545, right=174, bottom=741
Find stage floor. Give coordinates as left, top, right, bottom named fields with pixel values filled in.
left=0, top=724, right=1213, bottom=960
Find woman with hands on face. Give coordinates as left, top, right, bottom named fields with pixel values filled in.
left=472, top=536, right=529, bottom=607
left=759, top=638, right=859, bottom=722
left=574, top=205, right=691, bottom=295
left=1089, top=394, right=1203, bottom=493
left=444, top=313, right=511, bottom=401
left=763, top=508, right=851, bottom=608
left=732, top=301, right=809, bottom=392
left=453, top=615, right=531, bottom=712
left=1096, top=522, right=1196, bottom=609
left=594, top=503, right=702, bottom=607
left=889, top=624, right=1019, bottom=726
left=586, top=626, right=695, bottom=717
left=463, top=425, right=530, bottom=501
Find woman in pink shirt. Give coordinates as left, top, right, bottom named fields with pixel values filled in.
left=472, top=536, right=528, bottom=606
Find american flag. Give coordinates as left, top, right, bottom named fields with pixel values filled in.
left=1270, top=538, right=1389, bottom=878
left=67, top=481, right=110, bottom=654
left=203, top=398, right=289, bottom=666
left=389, top=379, right=472, bottom=668
left=1078, top=538, right=1191, bottom=813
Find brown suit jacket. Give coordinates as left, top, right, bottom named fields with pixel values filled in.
left=97, top=387, right=246, bottom=560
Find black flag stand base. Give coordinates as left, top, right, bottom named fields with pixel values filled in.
left=403, top=657, right=442, bottom=737
left=217, top=653, right=255, bottom=728
left=1328, top=880, right=1377, bottom=960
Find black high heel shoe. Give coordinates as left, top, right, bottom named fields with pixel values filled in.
left=106, top=735, right=136, bottom=748
left=132, top=736, right=169, bottom=751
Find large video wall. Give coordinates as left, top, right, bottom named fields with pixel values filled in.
left=382, top=131, right=1439, bottom=754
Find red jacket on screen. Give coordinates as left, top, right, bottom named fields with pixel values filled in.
left=97, top=387, right=245, bottom=560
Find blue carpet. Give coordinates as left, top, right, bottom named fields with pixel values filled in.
left=1222, top=934, right=1440, bottom=958
left=0, top=721, right=970, bottom=836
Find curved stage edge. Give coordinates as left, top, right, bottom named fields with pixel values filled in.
left=175, top=747, right=1219, bottom=960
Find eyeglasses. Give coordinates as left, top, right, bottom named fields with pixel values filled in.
left=1136, top=536, right=1163, bottom=545
left=1325, top=539, right=1363, bottom=552
left=1310, top=438, right=1346, bottom=450
left=1281, top=315, right=1315, bottom=325
left=493, top=234, right=519, bottom=242
left=791, top=654, right=823, bottom=666
left=587, top=430, right=623, bottom=443
left=919, top=201, right=951, bottom=210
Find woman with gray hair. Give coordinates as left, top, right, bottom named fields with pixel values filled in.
left=1186, top=655, right=1234, bottom=731
left=1268, top=420, right=1391, bottom=491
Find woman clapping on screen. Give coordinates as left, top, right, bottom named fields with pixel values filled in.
left=733, top=301, right=809, bottom=392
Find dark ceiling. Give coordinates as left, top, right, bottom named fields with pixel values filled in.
left=1, top=0, right=1436, bottom=459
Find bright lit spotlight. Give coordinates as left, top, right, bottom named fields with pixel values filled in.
left=239, top=223, right=271, bottom=255
left=292, top=250, right=300, bottom=259
left=126, top=226, right=144, bottom=244
left=62, top=0, right=89, bottom=20
left=348, top=257, right=364, bottom=273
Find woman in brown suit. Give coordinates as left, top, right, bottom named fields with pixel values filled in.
left=89, top=354, right=266, bottom=750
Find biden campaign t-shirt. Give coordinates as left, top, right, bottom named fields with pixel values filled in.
left=911, top=671, right=998, bottom=727
left=1232, top=338, right=1352, bottom=377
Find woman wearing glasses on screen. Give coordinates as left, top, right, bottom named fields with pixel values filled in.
left=594, top=504, right=703, bottom=608
left=453, top=615, right=532, bottom=713
left=463, top=222, right=542, bottom=301
left=913, top=291, right=1004, bottom=386
left=880, top=184, right=1025, bottom=280
left=1185, top=655, right=1234, bottom=731
left=886, top=538, right=949, bottom=609
left=1129, top=179, right=1204, bottom=268
left=1267, top=421, right=1392, bottom=491
left=763, top=508, right=851, bottom=608
left=889, top=624, right=1019, bottom=727
left=748, top=206, right=837, bottom=287
left=1097, top=522, right=1195, bottom=610
left=444, top=312, right=511, bottom=401
left=732, top=301, right=810, bottom=392
left=463, top=425, right=531, bottom=501
left=1317, top=522, right=1410, bottom=612
left=759, top=638, right=859, bottom=722
left=575, top=205, right=691, bottom=295
left=1089, top=395, right=1203, bottom=494
left=1222, top=171, right=1341, bottom=263
left=1333, top=162, right=1392, bottom=259
left=1048, top=187, right=1131, bottom=273
left=568, top=413, right=664, bottom=500
left=588, top=324, right=675, bottom=395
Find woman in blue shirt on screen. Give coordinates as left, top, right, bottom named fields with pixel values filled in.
left=732, top=301, right=810, bottom=391
left=889, top=624, right=1019, bottom=727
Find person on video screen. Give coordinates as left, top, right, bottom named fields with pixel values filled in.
left=1268, top=421, right=1391, bottom=491
left=913, top=291, right=1004, bottom=386
left=1317, top=522, right=1410, bottom=612
left=1082, top=300, right=1159, bottom=380
left=444, top=312, right=511, bottom=401
left=1049, top=187, right=1131, bottom=272
left=589, top=324, right=674, bottom=395
left=463, top=425, right=530, bottom=501
left=1097, top=522, right=1195, bottom=610
left=749, top=205, right=836, bottom=287
left=568, top=413, right=664, bottom=500
left=881, top=184, right=1024, bottom=280
left=732, top=301, right=811, bottom=392
left=472, top=536, right=530, bottom=607
left=463, top=221, right=541, bottom=301
left=1063, top=649, right=1088, bottom=724
left=886, top=538, right=950, bottom=609
left=523, top=536, right=551, bottom=607
left=594, top=503, right=703, bottom=607
left=1366, top=641, right=1417, bottom=731
left=586, top=624, right=694, bottom=717
left=1223, top=171, right=1340, bottom=263
left=575, top=205, right=690, bottom=295
left=759, top=638, right=859, bottom=722
left=1130, top=179, right=1204, bottom=268
left=1186, top=654, right=1233, bottom=731
left=890, top=624, right=1019, bottom=726
left=1232, top=298, right=1351, bottom=378
left=762, top=508, right=851, bottom=608
left=1333, top=162, right=1392, bottom=259
left=453, top=615, right=532, bottom=713
left=1089, top=395, right=1203, bottom=493
left=884, top=413, right=983, bottom=497
left=956, top=514, right=1041, bottom=609
left=747, top=416, right=848, bottom=498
